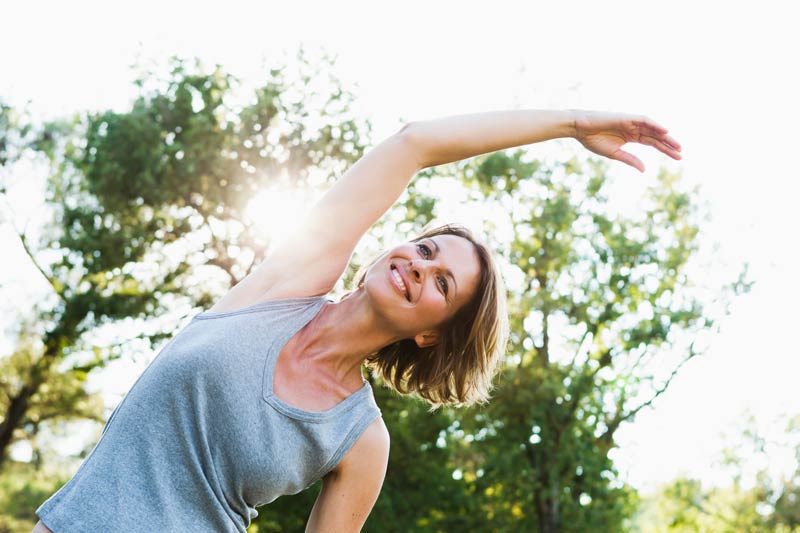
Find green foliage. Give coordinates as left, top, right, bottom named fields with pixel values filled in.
left=433, top=152, right=722, bottom=532
left=634, top=415, right=800, bottom=532
left=0, top=461, right=70, bottom=532
left=0, top=50, right=368, bottom=474
left=253, top=482, right=321, bottom=532
left=362, top=383, right=489, bottom=532
left=277, top=148, right=729, bottom=531
left=0, top=102, right=33, bottom=170
left=1, top=50, right=747, bottom=532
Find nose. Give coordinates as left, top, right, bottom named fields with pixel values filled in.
left=408, top=259, right=433, bottom=284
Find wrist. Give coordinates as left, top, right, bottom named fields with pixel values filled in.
left=564, top=109, right=580, bottom=139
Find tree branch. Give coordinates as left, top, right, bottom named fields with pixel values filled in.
left=599, top=341, right=699, bottom=444
left=4, top=211, right=65, bottom=301
left=623, top=344, right=697, bottom=422
left=568, top=328, right=591, bottom=370
left=194, top=207, right=241, bottom=288
left=627, top=345, right=653, bottom=376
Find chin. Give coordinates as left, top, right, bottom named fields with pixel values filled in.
left=363, top=266, right=409, bottom=322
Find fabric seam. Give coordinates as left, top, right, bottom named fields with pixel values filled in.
left=311, top=410, right=383, bottom=481
left=262, top=387, right=367, bottom=423
left=206, top=448, right=247, bottom=532
left=194, top=296, right=324, bottom=320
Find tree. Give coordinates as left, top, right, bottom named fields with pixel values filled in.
left=2, top=51, right=749, bottom=531
left=0, top=102, right=105, bottom=473
left=634, top=414, right=800, bottom=532
left=418, top=153, right=748, bottom=531
left=288, top=150, right=743, bottom=531
left=0, top=48, right=376, bottom=465
left=0, top=49, right=371, bottom=476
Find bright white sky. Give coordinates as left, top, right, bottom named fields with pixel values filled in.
left=1, top=0, right=798, bottom=494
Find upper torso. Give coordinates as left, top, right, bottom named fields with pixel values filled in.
left=36, top=296, right=382, bottom=532
left=211, top=283, right=371, bottom=417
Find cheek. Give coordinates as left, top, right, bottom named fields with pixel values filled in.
left=420, top=289, right=447, bottom=311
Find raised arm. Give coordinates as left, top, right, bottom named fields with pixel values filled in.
left=210, top=109, right=680, bottom=310
left=404, top=109, right=681, bottom=172
left=296, top=110, right=680, bottom=262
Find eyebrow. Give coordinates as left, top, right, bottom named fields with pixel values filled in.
left=428, top=238, right=458, bottom=300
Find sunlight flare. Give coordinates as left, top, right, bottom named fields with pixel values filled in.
left=245, top=185, right=317, bottom=249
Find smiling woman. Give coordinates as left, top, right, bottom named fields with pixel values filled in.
left=357, top=223, right=507, bottom=409
left=34, top=108, right=680, bottom=533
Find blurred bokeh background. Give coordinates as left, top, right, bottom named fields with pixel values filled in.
left=1, top=1, right=798, bottom=531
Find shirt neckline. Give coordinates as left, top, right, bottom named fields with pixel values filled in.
left=194, top=295, right=326, bottom=320
left=262, top=297, right=372, bottom=423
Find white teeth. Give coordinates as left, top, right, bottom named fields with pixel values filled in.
left=391, top=268, right=408, bottom=298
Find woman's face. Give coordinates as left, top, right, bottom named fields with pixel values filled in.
left=363, top=234, right=482, bottom=345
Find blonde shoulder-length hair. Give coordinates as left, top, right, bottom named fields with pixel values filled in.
left=352, top=223, right=509, bottom=410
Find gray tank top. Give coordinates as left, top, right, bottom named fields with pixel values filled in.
left=36, top=296, right=382, bottom=532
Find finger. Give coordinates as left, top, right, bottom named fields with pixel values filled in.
left=662, top=134, right=682, bottom=151
left=611, top=149, right=645, bottom=172
left=636, top=115, right=669, bottom=134
left=649, top=136, right=682, bottom=159
left=641, top=135, right=683, bottom=160
left=643, top=126, right=681, bottom=152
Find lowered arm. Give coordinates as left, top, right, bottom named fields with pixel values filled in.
left=305, top=418, right=390, bottom=532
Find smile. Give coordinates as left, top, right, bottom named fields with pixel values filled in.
left=390, top=265, right=410, bottom=301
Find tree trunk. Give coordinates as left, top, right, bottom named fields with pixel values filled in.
left=537, top=493, right=559, bottom=533
left=0, top=381, right=38, bottom=468
left=0, top=333, right=64, bottom=470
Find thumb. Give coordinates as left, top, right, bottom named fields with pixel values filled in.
left=610, top=149, right=645, bottom=173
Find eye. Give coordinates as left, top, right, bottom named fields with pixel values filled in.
left=417, top=242, right=448, bottom=297
left=437, top=276, right=449, bottom=295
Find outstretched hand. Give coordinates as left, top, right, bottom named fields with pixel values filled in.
left=571, top=111, right=682, bottom=172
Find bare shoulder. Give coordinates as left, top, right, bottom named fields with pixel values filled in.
left=205, top=224, right=352, bottom=314
left=335, top=417, right=390, bottom=475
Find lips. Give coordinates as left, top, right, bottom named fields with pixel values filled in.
left=390, top=264, right=410, bottom=301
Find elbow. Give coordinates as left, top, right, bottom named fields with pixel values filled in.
left=396, top=122, right=427, bottom=171
left=398, top=122, right=415, bottom=137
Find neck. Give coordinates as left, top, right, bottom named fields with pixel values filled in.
left=292, top=288, right=402, bottom=385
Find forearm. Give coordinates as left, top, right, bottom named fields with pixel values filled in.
left=405, top=109, right=576, bottom=169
